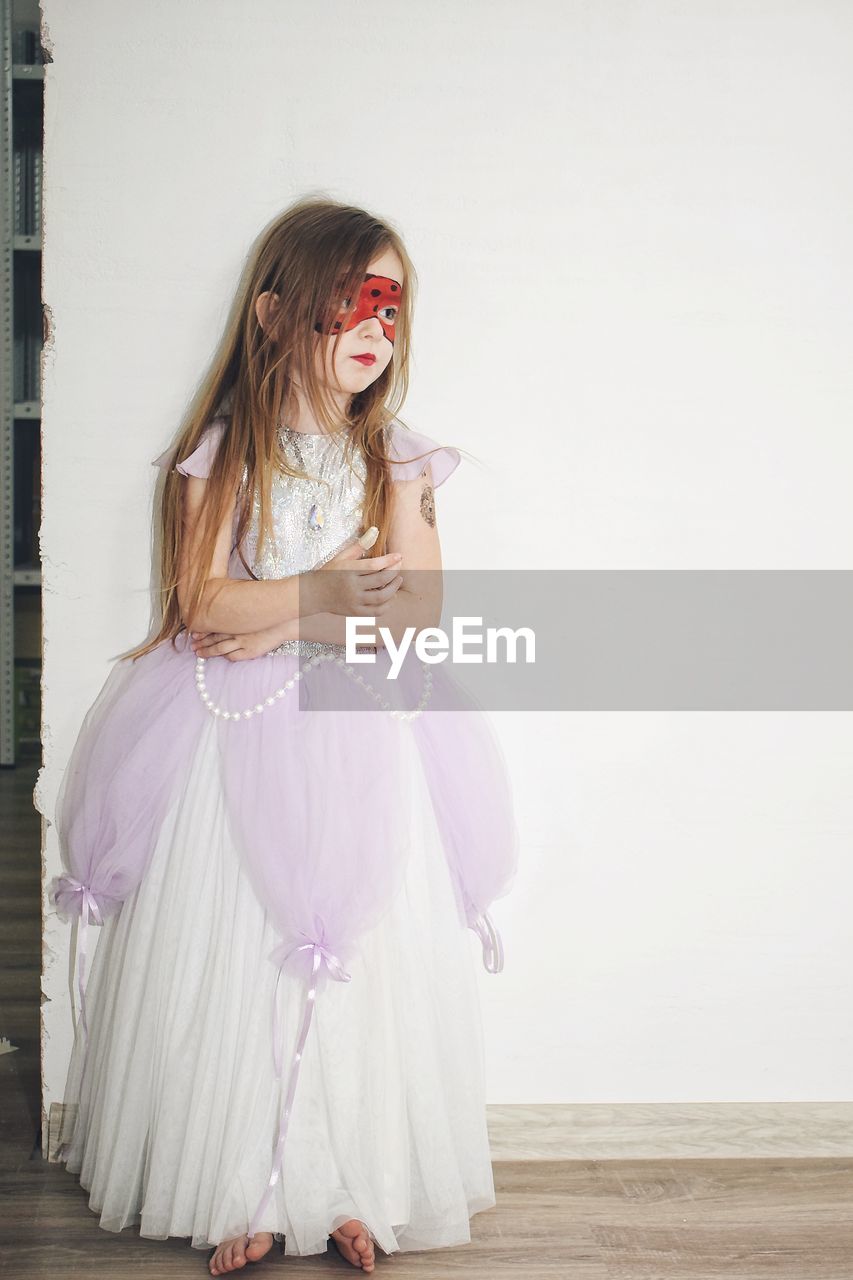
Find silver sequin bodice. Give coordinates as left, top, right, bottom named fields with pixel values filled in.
left=241, top=425, right=369, bottom=658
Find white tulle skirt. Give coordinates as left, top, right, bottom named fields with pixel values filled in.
left=57, top=714, right=497, bottom=1255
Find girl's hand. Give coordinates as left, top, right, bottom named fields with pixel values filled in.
left=309, top=536, right=404, bottom=618
left=188, top=628, right=283, bottom=661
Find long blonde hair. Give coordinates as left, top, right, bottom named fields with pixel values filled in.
left=127, top=195, right=442, bottom=663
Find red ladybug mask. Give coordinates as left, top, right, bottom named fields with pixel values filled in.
left=316, top=274, right=403, bottom=345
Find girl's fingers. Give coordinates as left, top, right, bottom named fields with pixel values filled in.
left=195, top=639, right=245, bottom=659
left=189, top=632, right=253, bottom=661
left=192, top=633, right=240, bottom=655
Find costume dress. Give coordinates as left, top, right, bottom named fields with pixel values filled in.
left=49, top=416, right=518, bottom=1256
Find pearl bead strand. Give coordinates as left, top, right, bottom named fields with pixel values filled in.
left=194, top=651, right=433, bottom=721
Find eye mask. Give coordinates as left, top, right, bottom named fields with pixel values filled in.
left=315, top=273, right=403, bottom=344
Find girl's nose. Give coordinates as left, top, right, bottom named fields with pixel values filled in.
left=358, top=316, right=384, bottom=337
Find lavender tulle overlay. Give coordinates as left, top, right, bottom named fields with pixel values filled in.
left=48, top=628, right=519, bottom=1249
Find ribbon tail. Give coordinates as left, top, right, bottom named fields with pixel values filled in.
left=472, top=909, right=504, bottom=974
left=246, top=946, right=322, bottom=1243
left=74, top=888, right=104, bottom=1050
left=77, top=906, right=89, bottom=1044
left=272, top=966, right=283, bottom=1081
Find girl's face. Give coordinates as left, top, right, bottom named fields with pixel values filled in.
left=315, top=246, right=404, bottom=399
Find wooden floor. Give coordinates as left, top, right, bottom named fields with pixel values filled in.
left=3, top=759, right=853, bottom=1278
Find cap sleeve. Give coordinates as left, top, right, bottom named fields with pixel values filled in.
left=151, top=418, right=227, bottom=479
left=385, top=423, right=461, bottom=488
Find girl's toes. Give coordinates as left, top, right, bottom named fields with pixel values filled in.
left=331, top=1225, right=361, bottom=1266
left=332, top=1232, right=357, bottom=1265
left=357, top=1228, right=376, bottom=1271
left=331, top=1219, right=376, bottom=1271
left=245, top=1232, right=274, bottom=1261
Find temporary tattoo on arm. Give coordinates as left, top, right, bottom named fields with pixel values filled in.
left=419, top=476, right=436, bottom=527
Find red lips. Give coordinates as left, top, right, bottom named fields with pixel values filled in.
left=352, top=354, right=376, bottom=365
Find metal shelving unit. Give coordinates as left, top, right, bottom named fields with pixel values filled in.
left=2, top=0, right=44, bottom=766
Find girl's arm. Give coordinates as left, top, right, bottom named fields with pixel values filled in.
left=179, top=473, right=400, bottom=633
left=249, top=465, right=438, bottom=650
left=289, top=464, right=443, bottom=649
left=178, top=474, right=324, bottom=632
left=181, top=466, right=438, bottom=645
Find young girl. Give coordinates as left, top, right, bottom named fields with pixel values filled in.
left=49, top=196, right=518, bottom=1274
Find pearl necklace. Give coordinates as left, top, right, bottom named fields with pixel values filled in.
left=194, top=650, right=433, bottom=721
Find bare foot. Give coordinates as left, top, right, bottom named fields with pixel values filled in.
left=209, top=1230, right=274, bottom=1274
left=331, top=1219, right=376, bottom=1272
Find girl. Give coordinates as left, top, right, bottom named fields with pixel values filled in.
left=49, top=196, right=518, bottom=1274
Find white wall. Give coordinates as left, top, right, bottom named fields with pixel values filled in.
left=39, top=0, right=853, bottom=1127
